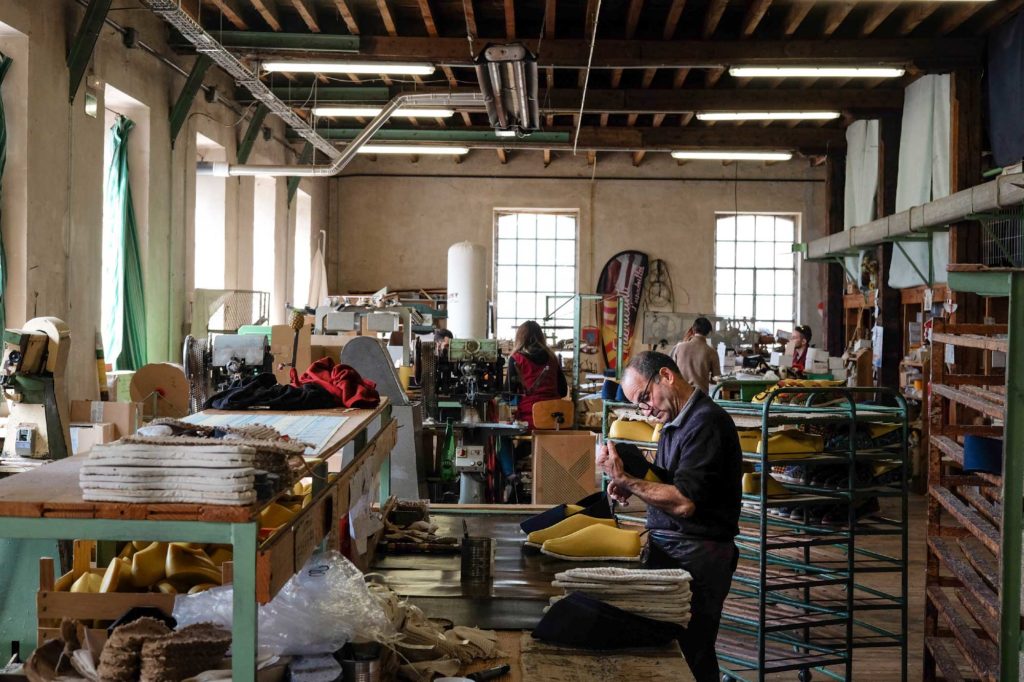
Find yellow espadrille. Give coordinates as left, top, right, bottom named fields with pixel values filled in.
left=525, top=514, right=617, bottom=548
left=742, top=472, right=792, bottom=497
left=540, top=524, right=642, bottom=562
left=608, top=417, right=656, bottom=442
left=755, top=429, right=824, bottom=461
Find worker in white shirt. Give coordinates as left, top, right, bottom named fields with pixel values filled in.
left=669, top=317, right=721, bottom=395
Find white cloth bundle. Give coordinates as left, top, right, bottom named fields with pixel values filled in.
left=551, top=567, right=693, bottom=627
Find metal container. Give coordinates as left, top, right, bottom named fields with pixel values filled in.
left=460, top=536, right=493, bottom=582
left=338, top=643, right=381, bottom=682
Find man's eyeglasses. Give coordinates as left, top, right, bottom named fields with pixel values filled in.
left=636, top=374, right=658, bottom=412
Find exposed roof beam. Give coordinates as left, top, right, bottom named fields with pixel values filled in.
left=463, top=0, right=477, bottom=35
left=936, top=2, right=987, bottom=35
left=665, top=0, right=686, bottom=39
left=703, top=0, right=729, bottom=38
left=742, top=0, right=773, bottom=37
left=247, top=0, right=281, bottom=31
left=289, top=0, right=321, bottom=32
left=496, top=148, right=508, bottom=163
left=505, top=0, right=516, bottom=38
left=304, top=125, right=846, bottom=152
left=579, top=0, right=600, bottom=87
left=416, top=0, right=458, bottom=87
left=861, top=4, right=897, bottom=35
left=611, top=0, right=645, bottom=87
left=333, top=0, right=359, bottom=34
left=587, top=151, right=597, bottom=165
left=375, top=0, right=397, bottom=35
left=972, top=0, right=1024, bottom=34
left=632, top=150, right=646, bottom=166
left=783, top=1, right=813, bottom=37
left=543, top=149, right=552, bottom=167
left=544, top=0, right=555, bottom=92
left=203, top=0, right=248, bottom=30
left=822, top=2, right=854, bottom=35
left=899, top=2, right=940, bottom=35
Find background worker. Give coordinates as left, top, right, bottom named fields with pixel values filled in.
left=788, top=324, right=813, bottom=373
left=670, top=316, right=721, bottom=394
left=597, top=351, right=742, bottom=682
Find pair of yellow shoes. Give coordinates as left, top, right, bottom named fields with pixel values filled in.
left=755, top=430, right=825, bottom=461
left=741, top=472, right=792, bottom=497
left=525, top=513, right=642, bottom=562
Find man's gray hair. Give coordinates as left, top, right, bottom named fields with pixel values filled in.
left=626, top=351, right=683, bottom=380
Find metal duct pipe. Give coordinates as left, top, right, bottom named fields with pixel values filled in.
left=198, top=91, right=485, bottom=177
left=805, top=172, right=1024, bottom=259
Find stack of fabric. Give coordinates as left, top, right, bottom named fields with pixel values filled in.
left=79, top=442, right=258, bottom=505
left=550, top=567, right=693, bottom=627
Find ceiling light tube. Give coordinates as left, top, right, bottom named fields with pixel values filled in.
left=697, top=111, right=841, bottom=121
left=313, top=106, right=456, bottom=118
left=262, top=61, right=435, bottom=75
left=671, top=151, right=793, bottom=161
left=357, top=144, right=469, bottom=155
left=728, top=67, right=906, bottom=78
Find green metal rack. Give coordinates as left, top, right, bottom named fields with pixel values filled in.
left=716, top=386, right=910, bottom=682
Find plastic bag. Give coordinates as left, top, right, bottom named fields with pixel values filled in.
left=173, top=551, right=395, bottom=656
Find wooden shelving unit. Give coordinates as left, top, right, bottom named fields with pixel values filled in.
left=925, top=318, right=1018, bottom=682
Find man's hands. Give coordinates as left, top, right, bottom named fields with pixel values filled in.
left=597, top=441, right=633, bottom=505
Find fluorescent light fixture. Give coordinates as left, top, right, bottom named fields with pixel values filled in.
left=357, top=144, right=470, bottom=155
left=312, top=106, right=455, bottom=118
left=494, top=129, right=517, bottom=138
left=729, top=67, right=906, bottom=79
left=697, top=111, right=841, bottom=121
left=262, top=61, right=435, bottom=75
left=671, top=151, right=793, bottom=161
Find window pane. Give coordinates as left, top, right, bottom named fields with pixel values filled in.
left=717, top=215, right=736, bottom=240
left=775, top=320, right=794, bottom=334
left=756, top=270, right=774, bottom=291
left=716, top=294, right=734, bottom=317
left=716, top=269, right=734, bottom=295
left=537, top=239, right=556, bottom=265
left=537, top=213, right=556, bottom=236
left=497, top=294, right=515, bottom=319
left=775, top=250, right=794, bottom=269
left=516, top=292, right=535, bottom=318
left=518, top=214, right=536, bottom=239
left=775, top=271, right=794, bottom=295
left=734, top=295, right=753, bottom=319
left=517, top=239, right=536, bottom=265
left=555, top=266, right=575, bottom=291
left=537, top=266, right=555, bottom=291
left=756, top=296, right=774, bottom=321
left=735, top=269, right=754, bottom=294
left=555, top=239, right=575, bottom=265
left=736, top=242, right=755, bottom=267
left=755, top=215, right=775, bottom=242
left=497, top=239, right=515, bottom=264
left=716, top=242, right=735, bottom=268
left=556, top=215, right=576, bottom=240
left=498, top=214, right=517, bottom=238
left=775, top=218, right=795, bottom=243
left=517, top=266, right=536, bottom=291
left=756, top=244, right=775, bottom=268
left=775, top=295, right=794, bottom=320
left=737, top=215, right=756, bottom=240
left=497, top=265, right=515, bottom=291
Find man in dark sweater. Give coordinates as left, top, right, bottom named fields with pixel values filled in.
left=597, top=351, right=742, bottom=682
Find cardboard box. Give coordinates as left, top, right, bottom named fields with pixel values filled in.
left=828, top=356, right=845, bottom=370
left=806, top=348, right=829, bottom=365
left=70, top=400, right=142, bottom=440
left=70, top=422, right=117, bottom=454
left=271, top=325, right=311, bottom=384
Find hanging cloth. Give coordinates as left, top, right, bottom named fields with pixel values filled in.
left=843, top=120, right=880, bottom=287
left=101, top=115, right=147, bottom=369
left=306, top=229, right=329, bottom=308
left=0, top=51, right=12, bottom=334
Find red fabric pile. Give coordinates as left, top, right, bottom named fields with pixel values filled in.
left=290, top=358, right=381, bottom=408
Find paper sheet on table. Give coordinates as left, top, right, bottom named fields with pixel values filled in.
left=183, top=413, right=348, bottom=456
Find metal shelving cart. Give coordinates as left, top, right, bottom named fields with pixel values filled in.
left=716, top=386, right=910, bottom=682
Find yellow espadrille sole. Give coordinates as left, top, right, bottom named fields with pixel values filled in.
left=539, top=524, right=642, bottom=562
left=525, top=514, right=616, bottom=548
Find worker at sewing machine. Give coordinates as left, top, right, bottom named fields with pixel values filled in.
left=499, top=321, right=568, bottom=500
left=433, top=328, right=453, bottom=358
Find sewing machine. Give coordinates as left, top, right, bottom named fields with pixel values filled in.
left=183, top=333, right=273, bottom=412
left=0, top=317, right=71, bottom=462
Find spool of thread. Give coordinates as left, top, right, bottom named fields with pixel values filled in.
left=601, top=379, right=620, bottom=400
left=460, top=536, right=493, bottom=583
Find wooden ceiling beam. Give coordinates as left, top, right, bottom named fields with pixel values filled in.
left=332, top=0, right=359, bottom=34
left=861, top=4, right=898, bottom=36
left=822, top=2, right=854, bottom=36
left=375, top=0, right=397, bottom=35
left=664, top=0, right=686, bottom=39
left=247, top=0, right=281, bottom=31
left=783, top=1, right=813, bottom=37
left=505, top=0, right=516, bottom=38
left=610, top=0, right=645, bottom=87
left=672, top=68, right=690, bottom=88
left=416, top=0, right=459, bottom=87
left=899, top=3, right=940, bottom=35
left=543, top=149, right=552, bottom=167
left=579, top=0, right=601, bottom=87
left=971, top=0, right=1024, bottom=35
left=703, top=0, right=729, bottom=38
left=632, top=150, right=646, bottom=166
left=289, top=0, right=321, bottom=32
left=203, top=0, right=249, bottom=30
left=741, top=0, right=774, bottom=37
left=936, top=3, right=987, bottom=35
left=347, top=37, right=981, bottom=70
left=496, top=148, right=508, bottom=164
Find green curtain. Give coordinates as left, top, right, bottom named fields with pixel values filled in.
left=102, top=115, right=147, bottom=370
left=0, top=52, right=12, bottom=334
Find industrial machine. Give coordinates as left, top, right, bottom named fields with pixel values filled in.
left=182, top=333, right=273, bottom=413
left=0, top=317, right=71, bottom=464
left=420, top=338, right=505, bottom=422
left=314, top=298, right=423, bottom=366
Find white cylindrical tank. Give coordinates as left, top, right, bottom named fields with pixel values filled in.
left=447, top=241, right=488, bottom=339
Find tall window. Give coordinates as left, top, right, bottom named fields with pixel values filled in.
left=494, top=210, right=577, bottom=341
left=714, top=213, right=797, bottom=334
left=293, top=189, right=312, bottom=306
left=194, top=133, right=226, bottom=291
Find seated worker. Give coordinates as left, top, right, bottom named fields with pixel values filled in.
left=597, top=351, right=741, bottom=682
left=670, top=316, right=721, bottom=395
left=500, top=321, right=568, bottom=495
left=788, top=324, right=812, bottom=373
left=434, top=328, right=453, bottom=357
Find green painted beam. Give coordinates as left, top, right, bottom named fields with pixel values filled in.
left=169, top=55, right=213, bottom=148
left=287, top=141, right=313, bottom=206
left=237, top=104, right=270, bottom=164
left=238, top=86, right=391, bottom=104
left=289, top=128, right=571, bottom=143
left=66, top=0, right=113, bottom=103
left=208, top=31, right=359, bottom=53
left=946, top=270, right=1013, bottom=297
